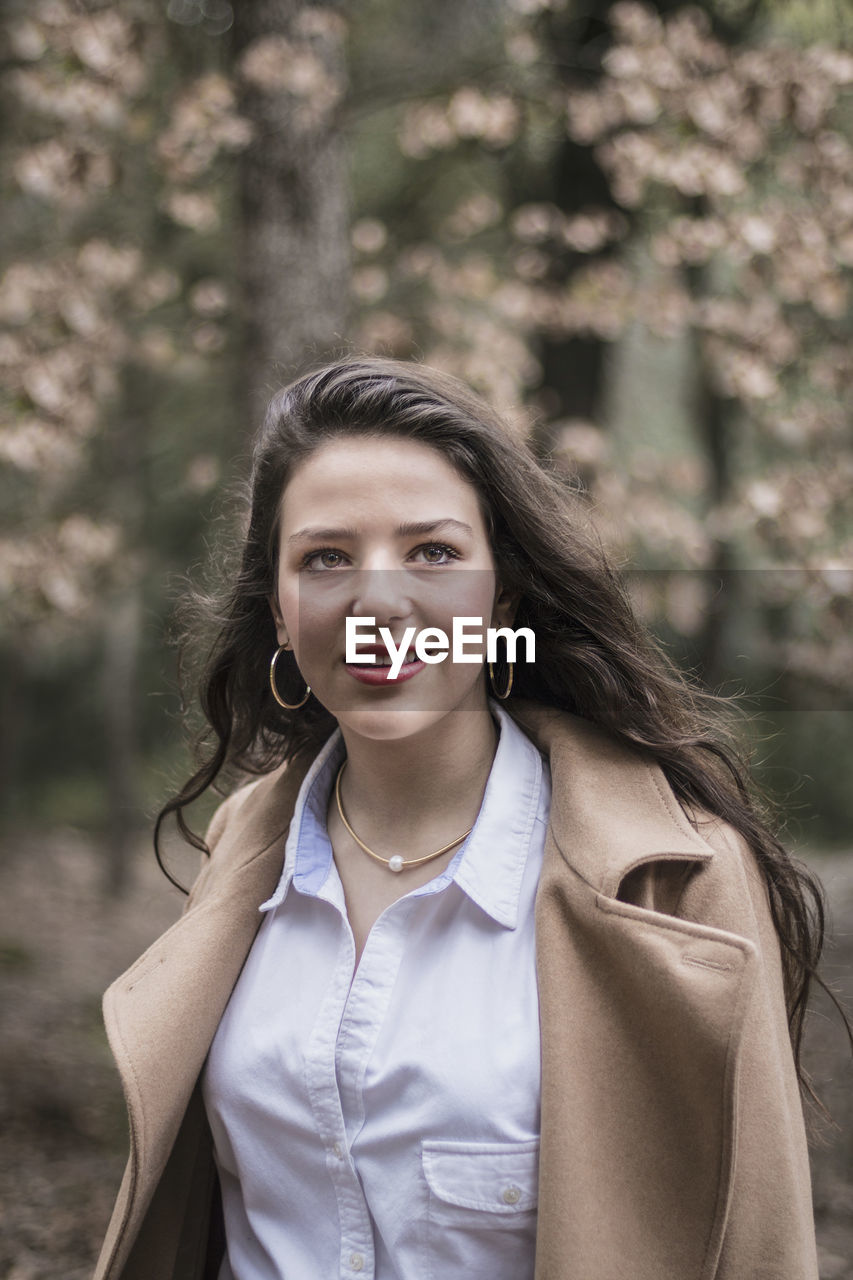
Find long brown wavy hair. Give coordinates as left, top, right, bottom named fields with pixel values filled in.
left=157, top=355, right=843, bottom=1100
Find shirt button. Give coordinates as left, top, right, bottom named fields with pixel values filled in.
left=333, top=1141, right=344, bottom=1159
left=349, top=1253, right=365, bottom=1271
left=501, top=1184, right=522, bottom=1205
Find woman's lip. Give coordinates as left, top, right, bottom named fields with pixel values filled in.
left=344, top=658, right=426, bottom=685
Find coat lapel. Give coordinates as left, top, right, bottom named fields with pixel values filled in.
left=512, top=704, right=757, bottom=1280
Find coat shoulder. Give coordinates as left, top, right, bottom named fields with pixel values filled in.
left=184, top=767, right=288, bottom=907
left=204, top=776, right=267, bottom=853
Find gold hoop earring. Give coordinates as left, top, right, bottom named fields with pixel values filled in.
left=269, top=645, right=311, bottom=709
left=488, top=660, right=513, bottom=700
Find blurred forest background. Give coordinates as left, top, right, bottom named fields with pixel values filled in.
left=0, top=0, right=851, bottom=1276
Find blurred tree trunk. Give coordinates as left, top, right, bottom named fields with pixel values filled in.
left=685, top=229, right=738, bottom=690
left=0, top=647, right=23, bottom=831
left=530, top=0, right=692, bottom=442
left=691, top=331, right=737, bottom=688
left=101, top=588, right=142, bottom=896
left=538, top=1, right=748, bottom=688
left=528, top=5, right=617, bottom=444
left=233, top=0, right=351, bottom=424
left=98, top=366, right=149, bottom=898
left=533, top=0, right=749, bottom=445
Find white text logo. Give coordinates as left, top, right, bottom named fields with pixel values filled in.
left=345, top=617, right=535, bottom=680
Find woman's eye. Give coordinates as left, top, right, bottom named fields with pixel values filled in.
left=303, top=548, right=346, bottom=570
left=414, top=543, right=459, bottom=565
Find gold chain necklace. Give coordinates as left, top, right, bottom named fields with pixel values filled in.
left=334, top=761, right=473, bottom=874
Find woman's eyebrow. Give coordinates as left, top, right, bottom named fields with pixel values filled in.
left=288, top=518, right=473, bottom=544
left=288, top=525, right=358, bottom=544
left=396, top=518, right=474, bottom=538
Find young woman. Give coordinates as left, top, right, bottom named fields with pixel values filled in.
left=96, top=357, right=826, bottom=1280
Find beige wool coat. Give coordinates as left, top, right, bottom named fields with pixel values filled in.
left=94, top=702, right=818, bottom=1280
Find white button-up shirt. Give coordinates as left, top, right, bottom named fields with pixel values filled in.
left=202, top=702, right=551, bottom=1280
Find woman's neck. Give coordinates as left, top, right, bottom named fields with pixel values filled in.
left=335, top=702, right=499, bottom=846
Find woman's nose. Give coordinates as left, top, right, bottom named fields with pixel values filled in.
left=349, top=568, right=414, bottom=624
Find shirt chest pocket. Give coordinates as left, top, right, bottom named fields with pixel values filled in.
left=421, top=1140, right=539, bottom=1280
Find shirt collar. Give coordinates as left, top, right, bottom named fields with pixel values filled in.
left=448, top=701, right=546, bottom=929
left=260, top=702, right=547, bottom=929
left=260, top=728, right=345, bottom=911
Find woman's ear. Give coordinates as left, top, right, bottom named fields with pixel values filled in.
left=269, top=594, right=291, bottom=649
left=492, top=583, right=519, bottom=630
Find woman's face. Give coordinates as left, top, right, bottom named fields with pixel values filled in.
left=271, top=435, right=515, bottom=742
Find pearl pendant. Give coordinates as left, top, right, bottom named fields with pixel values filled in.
left=388, top=855, right=404, bottom=873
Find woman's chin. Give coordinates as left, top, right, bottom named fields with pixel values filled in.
left=319, top=678, right=488, bottom=744
left=338, top=708, right=440, bottom=744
